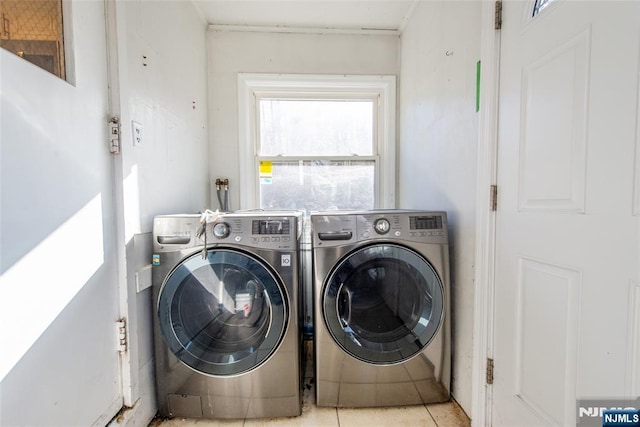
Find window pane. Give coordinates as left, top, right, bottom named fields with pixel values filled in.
left=0, top=0, right=66, bottom=79
left=533, top=0, right=555, bottom=16
left=260, top=160, right=375, bottom=214
left=259, top=99, right=374, bottom=156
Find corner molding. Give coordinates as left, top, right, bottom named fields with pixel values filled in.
left=471, top=1, right=502, bottom=426
left=208, top=23, right=400, bottom=36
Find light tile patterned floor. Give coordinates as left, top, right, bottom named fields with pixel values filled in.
left=150, top=379, right=470, bottom=427
left=151, top=342, right=470, bottom=427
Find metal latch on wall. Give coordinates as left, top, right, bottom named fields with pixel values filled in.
left=116, top=318, right=127, bottom=353
left=109, top=117, right=121, bottom=154
left=490, top=185, right=498, bottom=211
left=486, top=357, right=494, bottom=384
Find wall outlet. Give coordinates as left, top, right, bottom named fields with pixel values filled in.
left=135, top=264, right=152, bottom=293
left=132, top=121, right=143, bottom=146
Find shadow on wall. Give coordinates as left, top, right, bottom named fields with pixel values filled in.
left=124, top=231, right=157, bottom=400
left=400, top=193, right=465, bottom=400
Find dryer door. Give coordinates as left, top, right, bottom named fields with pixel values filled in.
left=158, top=249, right=287, bottom=376
left=323, top=243, right=444, bottom=364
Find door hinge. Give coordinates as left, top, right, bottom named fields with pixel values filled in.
left=490, top=185, right=498, bottom=211
left=494, top=0, right=503, bottom=30
left=108, top=117, right=121, bottom=154
left=116, top=318, right=127, bottom=353
left=486, top=357, right=494, bottom=384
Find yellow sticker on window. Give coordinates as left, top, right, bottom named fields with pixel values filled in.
left=259, top=161, right=272, bottom=175
left=259, top=161, right=273, bottom=184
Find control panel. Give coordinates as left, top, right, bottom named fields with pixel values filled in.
left=312, top=211, right=448, bottom=247
left=206, top=216, right=297, bottom=250
left=357, top=213, right=446, bottom=241
left=153, top=213, right=300, bottom=252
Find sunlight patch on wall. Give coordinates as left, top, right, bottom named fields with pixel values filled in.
left=0, top=194, right=104, bottom=381
left=124, top=164, right=141, bottom=242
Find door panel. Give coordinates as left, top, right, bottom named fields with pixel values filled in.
left=518, top=28, right=589, bottom=213
left=493, top=1, right=640, bottom=425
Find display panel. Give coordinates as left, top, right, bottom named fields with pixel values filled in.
left=252, top=219, right=290, bottom=235
left=410, top=215, right=443, bottom=230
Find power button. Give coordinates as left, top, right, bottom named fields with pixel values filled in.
left=374, top=218, right=390, bottom=235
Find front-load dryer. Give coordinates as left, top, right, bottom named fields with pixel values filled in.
left=311, top=210, right=450, bottom=407
left=152, top=211, right=303, bottom=419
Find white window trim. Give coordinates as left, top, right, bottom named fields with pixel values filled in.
left=237, top=73, right=396, bottom=210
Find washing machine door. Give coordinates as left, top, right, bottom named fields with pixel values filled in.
left=323, top=243, right=444, bottom=364
left=157, top=248, right=287, bottom=376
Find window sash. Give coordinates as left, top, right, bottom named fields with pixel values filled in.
left=238, top=73, right=396, bottom=210
left=258, top=159, right=378, bottom=213
left=255, top=94, right=379, bottom=157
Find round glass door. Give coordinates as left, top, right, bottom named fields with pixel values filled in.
left=323, top=243, right=444, bottom=364
left=158, top=249, right=287, bottom=376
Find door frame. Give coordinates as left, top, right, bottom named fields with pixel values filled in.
left=104, top=0, right=134, bottom=410
left=471, top=1, right=502, bottom=426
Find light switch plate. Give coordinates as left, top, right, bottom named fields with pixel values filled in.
left=132, top=120, right=143, bottom=146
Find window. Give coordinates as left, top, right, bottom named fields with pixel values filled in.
left=0, top=0, right=66, bottom=79
left=532, top=0, right=555, bottom=17
left=238, top=74, right=396, bottom=213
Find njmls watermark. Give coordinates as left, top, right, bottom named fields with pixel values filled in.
left=577, top=398, right=640, bottom=427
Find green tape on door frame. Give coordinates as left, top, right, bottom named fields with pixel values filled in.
left=476, top=60, right=481, bottom=112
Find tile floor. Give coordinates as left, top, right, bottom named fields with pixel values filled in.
left=150, top=343, right=471, bottom=427
left=150, top=381, right=470, bottom=427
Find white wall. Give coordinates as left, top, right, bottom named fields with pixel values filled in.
left=0, top=1, right=122, bottom=425
left=111, top=0, right=209, bottom=425
left=207, top=30, right=399, bottom=209
left=118, top=0, right=210, bottom=231
left=398, top=1, right=481, bottom=415
left=0, top=1, right=209, bottom=426
left=0, top=2, right=479, bottom=422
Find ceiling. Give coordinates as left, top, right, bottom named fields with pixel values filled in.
left=193, top=0, right=418, bottom=33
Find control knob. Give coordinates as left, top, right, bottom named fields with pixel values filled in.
left=374, top=218, right=390, bottom=235
left=212, top=222, right=230, bottom=239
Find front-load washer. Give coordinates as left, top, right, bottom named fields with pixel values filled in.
left=152, top=211, right=303, bottom=419
left=311, top=210, right=450, bottom=407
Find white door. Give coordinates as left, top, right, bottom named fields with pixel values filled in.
left=492, top=1, right=640, bottom=425
left=0, top=1, right=123, bottom=425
